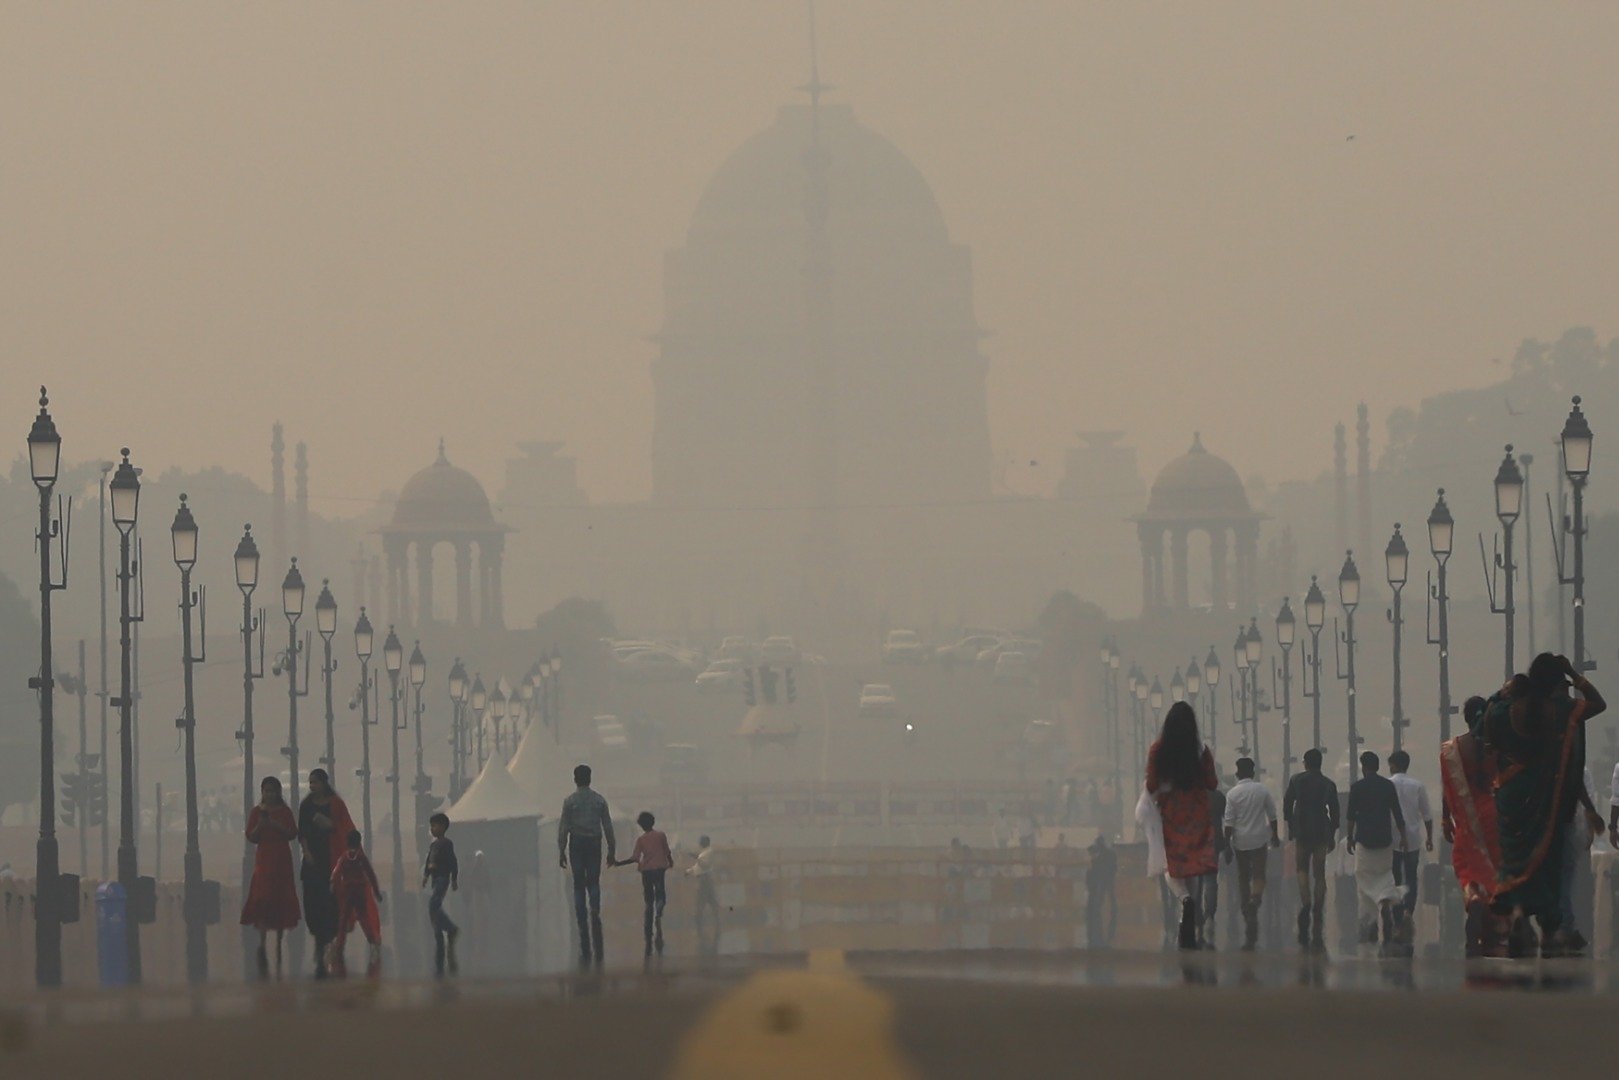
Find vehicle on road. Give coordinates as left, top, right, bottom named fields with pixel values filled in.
left=936, top=634, right=1002, bottom=666
left=695, top=658, right=746, bottom=692
left=759, top=635, right=801, bottom=665
left=615, top=649, right=697, bottom=682
left=881, top=629, right=929, bottom=664
left=993, top=650, right=1033, bottom=685
left=858, top=683, right=899, bottom=718
left=716, top=636, right=753, bottom=661
left=976, top=637, right=1043, bottom=669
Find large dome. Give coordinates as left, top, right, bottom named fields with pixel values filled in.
left=686, top=103, right=949, bottom=248
left=390, top=442, right=495, bottom=530
left=1144, top=434, right=1254, bottom=519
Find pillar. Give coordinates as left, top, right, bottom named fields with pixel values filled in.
left=454, top=542, right=473, bottom=628
left=1210, top=527, right=1229, bottom=612
left=1137, top=525, right=1158, bottom=616
left=1236, top=523, right=1260, bottom=613
left=1170, top=527, right=1190, bottom=611
left=416, top=540, right=435, bottom=626
left=487, top=544, right=505, bottom=629
left=384, top=539, right=405, bottom=628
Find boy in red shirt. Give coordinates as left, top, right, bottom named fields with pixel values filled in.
left=329, top=829, right=383, bottom=974
left=613, top=811, right=674, bottom=957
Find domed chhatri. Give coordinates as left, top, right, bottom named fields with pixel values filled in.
left=378, top=441, right=511, bottom=630
left=1134, top=434, right=1264, bottom=615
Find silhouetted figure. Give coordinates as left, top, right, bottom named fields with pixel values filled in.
left=1283, top=748, right=1339, bottom=952
left=558, top=763, right=615, bottom=968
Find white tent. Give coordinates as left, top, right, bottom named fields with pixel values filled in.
left=506, top=715, right=576, bottom=816
left=448, top=751, right=542, bottom=824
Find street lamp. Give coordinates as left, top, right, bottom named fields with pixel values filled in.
left=1245, top=618, right=1264, bottom=772
left=353, top=608, right=377, bottom=848
left=490, top=685, right=508, bottom=760
left=1425, top=488, right=1460, bottom=954
left=549, top=649, right=564, bottom=743
left=448, top=659, right=468, bottom=800
left=1302, top=575, right=1326, bottom=756
left=168, top=494, right=209, bottom=983
left=1233, top=627, right=1250, bottom=757
left=233, top=523, right=265, bottom=975
left=1336, top=551, right=1361, bottom=763
left=470, top=674, right=488, bottom=770
left=1560, top=398, right=1593, bottom=674
left=1203, top=647, right=1221, bottom=759
left=1170, top=669, right=1186, bottom=704
left=1490, top=446, right=1524, bottom=680
left=1386, top=524, right=1409, bottom=753
left=409, top=642, right=429, bottom=844
left=27, top=389, right=68, bottom=987
left=316, top=581, right=338, bottom=780
left=1274, top=598, right=1296, bottom=777
left=279, top=560, right=310, bottom=811
left=110, top=448, right=144, bottom=983
left=383, top=626, right=405, bottom=964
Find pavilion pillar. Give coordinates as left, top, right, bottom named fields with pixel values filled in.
left=454, top=542, right=473, bottom=628
left=1210, top=527, right=1229, bottom=612
left=1170, top=527, right=1190, bottom=610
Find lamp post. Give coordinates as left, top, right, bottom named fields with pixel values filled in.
left=448, top=659, right=468, bottom=800
left=280, top=559, right=309, bottom=809
left=1385, top=525, right=1409, bottom=753
left=383, top=627, right=405, bottom=956
left=169, top=494, right=208, bottom=983
left=1335, top=552, right=1362, bottom=765
left=1149, top=677, right=1164, bottom=738
left=549, top=650, right=564, bottom=743
left=1203, top=647, right=1221, bottom=760
left=27, top=388, right=67, bottom=988
left=353, top=609, right=376, bottom=847
left=1302, top=576, right=1326, bottom=756
left=490, top=685, right=508, bottom=761
left=1126, top=665, right=1142, bottom=781
left=470, top=675, right=488, bottom=771
left=1232, top=628, right=1250, bottom=758
left=233, top=524, right=264, bottom=978
left=110, top=449, right=144, bottom=983
left=409, top=643, right=428, bottom=839
left=1170, top=669, right=1186, bottom=705
left=1491, top=446, right=1525, bottom=681
left=1426, top=488, right=1459, bottom=954
left=1561, top=397, right=1593, bottom=674
left=1274, top=598, right=1296, bottom=778
left=1244, top=619, right=1263, bottom=773
left=315, top=580, right=338, bottom=778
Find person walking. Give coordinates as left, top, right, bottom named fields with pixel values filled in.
left=1345, top=751, right=1407, bottom=955
left=1085, top=835, right=1117, bottom=949
left=1282, top=748, right=1340, bottom=952
left=241, top=776, right=302, bottom=978
left=297, top=768, right=354, bottom=978
left=329, top=829, right=384, bottom=975
left=421, top=811, right=460, bottom=976
left=1386, top=750, right=1433, bottom=951
left=1145, top=702, right=1219, bottom=951
left=613, top=811, right=674, bottom=958
left=1442, top=697, right=1502, bottom=956
left=687, top=835, right=721, bottom=955
left=1222, top=757, right=1279, bottom=951
left=558, top=763, right=616, bottom=968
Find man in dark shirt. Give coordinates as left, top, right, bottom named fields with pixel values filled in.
left=558, top=763, right=616, bottom=967
left=1346, top=751, right=1407, bottom=952
left=1283, top=748, right=1340, bottom=951
left=1085, top=835, right=1117, bottom=949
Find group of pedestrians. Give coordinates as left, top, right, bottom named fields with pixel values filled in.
left=1143, top=651, right=1605, bottom=959
left=239, top=768, right=459, bottom=978
left=1445, top=653, right=1607, bottom=957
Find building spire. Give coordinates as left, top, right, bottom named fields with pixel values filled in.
left=797, top=0, right=834, bottom=139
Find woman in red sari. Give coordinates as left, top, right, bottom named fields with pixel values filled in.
left=1441, top=696, right=1503, bottom=956
left=241, top=776, right=301, bottom=976
left=1146, top=701, right=1218, bottom=950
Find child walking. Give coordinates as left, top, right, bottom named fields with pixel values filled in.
left=421, top=812, right=460, bottom=975
left=328, top=829, right=384, bottom=975
left=613, top=811, right=674, bottom=956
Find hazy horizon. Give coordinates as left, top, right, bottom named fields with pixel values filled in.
left=6, top=2, right=1618, bottom=516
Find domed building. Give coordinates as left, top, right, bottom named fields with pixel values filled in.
left=379, top=441, right=512, bottom=629
left=652, top=101, right=993, bottom=512
left=1134, top=434, right=1263, bottom=614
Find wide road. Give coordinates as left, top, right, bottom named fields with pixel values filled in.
left=2, top=949, right=1611, bottom=1078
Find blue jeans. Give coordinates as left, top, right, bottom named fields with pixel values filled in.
left=427, top=875, right=457, bottom=936
left=569, top=834, right=603, bottom=959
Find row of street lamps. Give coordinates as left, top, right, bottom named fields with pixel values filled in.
left=1102, top=395, right=1594, bottom=789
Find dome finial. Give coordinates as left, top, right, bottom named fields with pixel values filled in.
left=1191, top=431, right=1205, bottom=453
left=436, top=437, right=448, bottom=464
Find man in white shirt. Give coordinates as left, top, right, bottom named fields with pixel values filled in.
left=1386, top=751, right=1433, bottom=945
left=1222, top=757, right=1279, bottom=951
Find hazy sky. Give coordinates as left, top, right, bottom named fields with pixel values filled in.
left=5, top=2, right=1618, bottom=514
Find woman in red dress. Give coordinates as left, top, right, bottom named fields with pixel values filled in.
left=241, top=776, right=301, bottom=976
left=1145, top=701, right=1218, bottom=950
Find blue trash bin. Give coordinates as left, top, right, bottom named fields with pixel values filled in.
left=97, top=881, right=129, bottom=987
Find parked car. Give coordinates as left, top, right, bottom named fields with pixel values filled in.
left=759, top=636, right=801, bottom=666
left=695, top=658, right=746, bottom=692
left=935, top=634, right=1002, bottom=666
left=976, top=637, right=1043, bottom=669
left=993, top=650, right=1032, bottom=684
left=858, top=683, right=899, bottom=718
left=716, top=636, right=753, bottom=661
left=881, top=629, right=929, bottom=664
left=615, top=649, right=695, bottom=682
